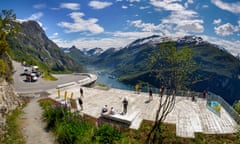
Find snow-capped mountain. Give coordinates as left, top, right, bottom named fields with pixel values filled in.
left=82, top=47, right=104, bottom=56
left=126, top=35, right=206, bottom=49
left=62, top=46, right=104, bottom=56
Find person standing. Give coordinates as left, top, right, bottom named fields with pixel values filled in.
left=135, top=84, right=139, bottom=94
left=122, top=97, right=128, bottom=114
left=203, top=90, right=206, bottom=98
left=80, top=87, right=83, bottom=97
left=160, top=86, right=165, bottom=97
left=78, top=97, right=83, bottom=111
left=149, top=87, right=153, bottom=101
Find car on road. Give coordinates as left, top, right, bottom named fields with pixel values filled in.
left=26, top=73, right=38, bottom=82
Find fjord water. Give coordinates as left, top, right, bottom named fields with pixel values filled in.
left=87, top=67, right=130, bottom=90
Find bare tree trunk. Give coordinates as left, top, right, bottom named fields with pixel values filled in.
left=146, top=89, right=176, bottom=144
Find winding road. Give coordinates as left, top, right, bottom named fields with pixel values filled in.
left=12, top=61, right=92, bottom=94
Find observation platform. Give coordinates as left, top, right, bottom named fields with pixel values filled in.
left=47, top=85, right=237, bottom=138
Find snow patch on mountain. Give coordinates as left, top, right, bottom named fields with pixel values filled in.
left=126, top=35, right=205, bottom=48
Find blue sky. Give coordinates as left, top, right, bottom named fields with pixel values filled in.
left=1, top=0, right=240, bottom=55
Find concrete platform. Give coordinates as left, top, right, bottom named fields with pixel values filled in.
left=47, top=85, right=237, bottom=138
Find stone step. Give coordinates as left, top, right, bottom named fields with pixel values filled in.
left=129, top=113, right=143, bottom=129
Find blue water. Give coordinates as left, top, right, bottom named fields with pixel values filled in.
left=87, top=67, right=132, bottom=90
left=87, top=67, right=160, bottom=94
left=96, top=71, right=131, bottom=90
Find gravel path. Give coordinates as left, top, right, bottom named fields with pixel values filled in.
left=20, top=97, right=56, bottom=144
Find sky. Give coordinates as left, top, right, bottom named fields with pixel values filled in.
left=0, top=0, right=240, bottom=55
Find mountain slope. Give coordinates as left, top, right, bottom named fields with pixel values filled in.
left=7, top=20, right=83, bottom=73
left=89, top=35, right=240, bottom=104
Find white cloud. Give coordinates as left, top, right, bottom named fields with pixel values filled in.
left=177, top=21, right=204, bottom=33
left=129, top=20, right=163, bottom=32
left=150, top=0, right=185, bottom=11
left=49, top=32, right=59, bottom=39
left=161, top=10, right=204, bottom=33
left=213, top=18, right=221, bottom=25
left=57, top=12, right=104, bottom=34
left=214, top=23, right=239, bottom=36
left=202, top=5, right=209, bottom=8
left=184, top=0, right=194, bottom=8
left=113, top=31, right=156, bottom=38
left=52, top=37, right=131, bottom=50
left=140, top=6, right=150, bottom=10
left=127, top=0, right=140, bottom=2
left=150, top=0, right=203, bottom=34
left=188, top=0, right=194, bottom=3
left=17, top=12, right=46, bottom=30
left=122, top=5, right=128, bottom=9
left=60, top=3, right=80, bottom=10
left=211, top=0, right=240, bottom=14
left=203, top=35, right=240, bottom=56
left=33, top=4, right=46, bottom=9
left=89, top=1, right=112, bottom=9
left=27, top=12, right=43, bottom=20
left=52, top=30, right=159, bottom=50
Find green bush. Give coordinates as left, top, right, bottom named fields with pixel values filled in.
left=41, top=101, right=94, bottom=144
left=93, top=124, right=123, bottom=144
left=56, top=114, right=92, bottom=144
left=42, top=104, right=67, bottom=130
left=233, top=101, right=240, bottom=114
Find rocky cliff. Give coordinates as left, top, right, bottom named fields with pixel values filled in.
left=0, top=79, right=22, bottom=137
left=7, top=20, right=83, bottom=73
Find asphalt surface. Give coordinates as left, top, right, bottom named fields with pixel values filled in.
left=12, top=61, right=87, bottom=94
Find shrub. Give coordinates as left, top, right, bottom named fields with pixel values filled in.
left=233, top=101, right=240, bottom=114
left=93, top=124, right=123, bottom=144
left=42, top=104, right=67, bottom=130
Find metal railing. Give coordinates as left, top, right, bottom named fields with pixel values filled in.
left=115, top=84, right=240, bottom=124
left=207, top=92, right=240, bottom=124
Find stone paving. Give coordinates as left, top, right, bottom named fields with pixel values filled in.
left=47, top=84, right=238, bottom=138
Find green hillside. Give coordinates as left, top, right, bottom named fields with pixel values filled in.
left=7, top=20, right=83, bottom=74
left=88, top=36, right=240, bottom=104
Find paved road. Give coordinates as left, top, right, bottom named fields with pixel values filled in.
left=12, top=61, right=87, bottom=94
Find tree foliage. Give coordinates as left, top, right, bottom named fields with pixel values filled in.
left=146, top=40, right=196, bottom=143
left=0, top=9, right=18, bottom=81
left=149, top=40, right=196, bottom=90
left=233, top=101, right=240, bottom=114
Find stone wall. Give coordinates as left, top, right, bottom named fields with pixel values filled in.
left=0, top=79, right=22, bottom=137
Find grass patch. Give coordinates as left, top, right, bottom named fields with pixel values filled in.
left=42, top=73, right=58, bottom=81
left=2, top=107, right=25, bottom=144
left=97, top=83, right=108, bottom=87
left=94, top=83, right=110, bottom=90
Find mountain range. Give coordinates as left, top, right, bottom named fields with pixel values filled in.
left=7, top=20, right=83, bottom=73
left=5, top=19, right=240, bottom=105
left=65, top=35, right=240, bottom=105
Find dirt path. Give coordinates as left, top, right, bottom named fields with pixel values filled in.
left=20, top=97, right=56, bottom=144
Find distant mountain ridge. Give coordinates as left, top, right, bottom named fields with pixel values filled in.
left=7, top=20, right=83, bottom=73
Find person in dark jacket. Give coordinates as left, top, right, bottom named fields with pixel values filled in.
left=122, top=97, right=128, bottom=114
left=149, top=87, right=153, bottom=101
left=78, top=97, right=83, bottom=110
left=80, top=87, right=83, bottom=97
